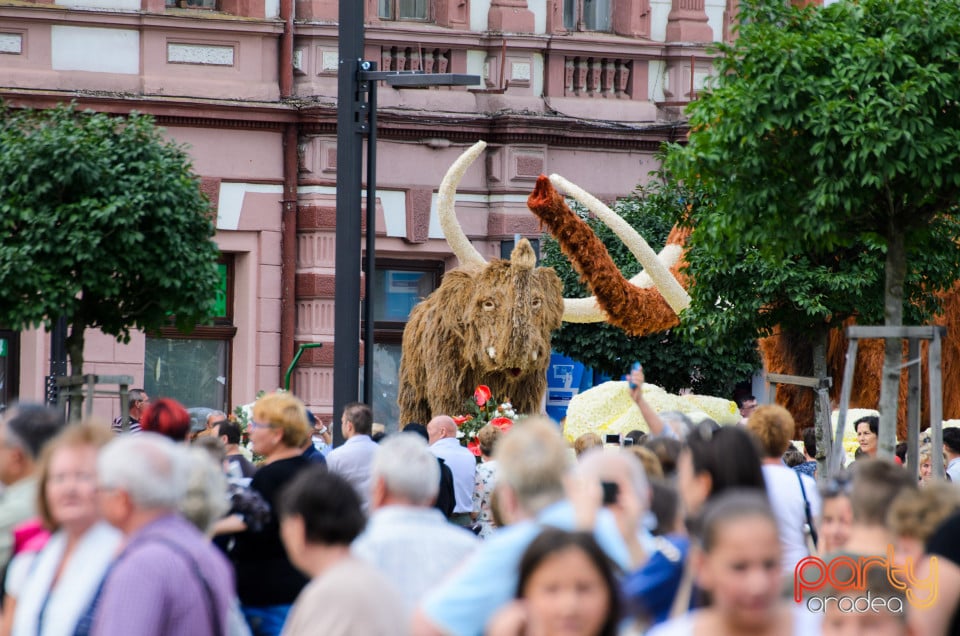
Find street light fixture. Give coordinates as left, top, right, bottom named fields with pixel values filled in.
left=334, top=1, right=480, bottom=445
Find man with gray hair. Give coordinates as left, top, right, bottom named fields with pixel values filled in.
left=92, top=433, right=235, bottom=636
left=111, top=388, right=149, bottom=434
left=0, top=404, right=65, bottom=566
left=351, top=434, right=478, bottom=612
left=413, top=418, right=637, bottom=636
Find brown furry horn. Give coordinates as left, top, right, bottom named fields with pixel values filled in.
left=527, top=175, right=683, bottom=336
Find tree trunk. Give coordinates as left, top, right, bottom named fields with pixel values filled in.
left=811, top=325, right=830, bottom=480
left=878, top=229, right=906, bottom=458
left=65, top=324, right=85, bottom=421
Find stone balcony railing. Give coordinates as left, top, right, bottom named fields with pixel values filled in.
left=563, top=56, right=633, bottom=99
left=380, top=45, right=452, bottom=74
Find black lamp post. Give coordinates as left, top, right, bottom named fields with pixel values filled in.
left=333, top=2, right=478, bottom=446
left=46, top=316, right=68, bottom=406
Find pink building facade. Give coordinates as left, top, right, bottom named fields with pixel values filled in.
left=0, top=0, right=742, bottom=427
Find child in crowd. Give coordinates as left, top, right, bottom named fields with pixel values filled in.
left=648, top=491, right=819, bottom=636
left=485, top=529, right=620, bottom=636
left=820, top=562, right=909, bottom=636
left=817, top=472, right=853, bottom=555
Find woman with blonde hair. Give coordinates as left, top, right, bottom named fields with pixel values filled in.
left=5, top=421, right=121, bottom=636
left=214, top=391, right=313, bottom=636
left=917, top=443, right=948, bottom=487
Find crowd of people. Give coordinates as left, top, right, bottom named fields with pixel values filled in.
left=0, top=372, right=958, bottom=636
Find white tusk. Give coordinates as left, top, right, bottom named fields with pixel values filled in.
left=438, top=141, right=488, bottom=268
left=532, top=350, right=539, bottom=361
left=562, top=297, right=608, bottom=323
left=487, top=346, right=496, bottom=360
left=549, top=174, right=691, bottom=317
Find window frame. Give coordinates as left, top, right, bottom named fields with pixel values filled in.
left=147, top=254, right=236, bottom=412
left=0, top=330, right=20, bottom=414
left=362, top=258, right=445, bottom=342
left=563, top=0, right=613, bottom=32
left=164, top=0, right=218, bottom=10
left=360, top=258, right=444, bottom=430
left=378, top=0, right=432, bottom=22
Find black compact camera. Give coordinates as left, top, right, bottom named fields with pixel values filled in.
left=601, top=481, right=620, bottom=505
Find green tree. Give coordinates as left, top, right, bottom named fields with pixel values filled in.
left=669, top=0, right=960, bottom=456
left=541, top=171, right=759, bottom=398
left=0, top=103, right=221, bottom=409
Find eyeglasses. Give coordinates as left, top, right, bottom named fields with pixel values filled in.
left=249, top=420, right=273, bottom=430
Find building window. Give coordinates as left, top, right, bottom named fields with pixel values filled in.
left=165, top=0, right=217, bottom=9
left=0, top=330, right=19, bottom=414
left=379, top=0, right=429, bottom=20
left=500, top=238, right=541, bottom=261
left=564, top=0, right=612, bottom=31
left=361, top=259, right=444, bottom=430
left=144, top=257, right=236, bottom=413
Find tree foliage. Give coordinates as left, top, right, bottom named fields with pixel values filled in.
left=0, top=103, right=221, bottom=378
left=541, top=170, right=759, bottom=397
left=668, top=0, right=960, bottom=452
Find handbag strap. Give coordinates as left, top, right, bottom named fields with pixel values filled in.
left=73, top=535, right=223, bottom=636
left=145, top=535, right=224, bottom=636
left=668, top=555, right=695, bottom=619
left=795, top=471, right=819, bottom=549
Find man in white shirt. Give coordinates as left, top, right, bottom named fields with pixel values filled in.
left=943, top=428, right=960, bottom=483
left=352, top=434, right=478, bottom=611
left=426, top=415, right=477, bottom=527
left=326, top=403, right=378, bottom=511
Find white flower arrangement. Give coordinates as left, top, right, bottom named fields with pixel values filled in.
left=562, top=381, right=739, bottom=442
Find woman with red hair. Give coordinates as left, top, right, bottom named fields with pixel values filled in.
left=140, top=398, right=192, bottom=442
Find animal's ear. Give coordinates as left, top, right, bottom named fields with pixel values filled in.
left=431, top=269, right=476, bottom=333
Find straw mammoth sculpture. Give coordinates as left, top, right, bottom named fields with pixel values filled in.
left=397, top=141, right=689, bottom=425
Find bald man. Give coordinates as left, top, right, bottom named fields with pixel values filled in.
left=426, top=415, right=477, bottom=527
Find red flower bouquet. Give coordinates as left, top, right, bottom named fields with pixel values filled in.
left=455, top=385, right=518, bottom=455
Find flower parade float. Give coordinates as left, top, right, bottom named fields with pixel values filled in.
left=562, top=381, right=739, bottom=442
left=399, top=141, right=960, bottom=437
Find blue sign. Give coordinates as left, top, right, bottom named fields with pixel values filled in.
left=545, top=353, right=588, bottom=422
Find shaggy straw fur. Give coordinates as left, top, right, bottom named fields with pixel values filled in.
left=527, top=176, right=686, bottom=337
left=397, top=239, right=564, bottom=426
left=530, top=175, right=960, bottom=434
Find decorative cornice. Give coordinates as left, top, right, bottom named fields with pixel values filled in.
left=0, top=3, right=282, bottom=32
left=0, top=89, right=687, bottom=145
left=0, top=89, right=298, bottom=129
left=299, top=106, right=686, bottom=148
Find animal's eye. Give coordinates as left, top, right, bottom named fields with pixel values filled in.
left=531, top=297, right=542, bottom=309
left=482, top=299, right=496, bottom=311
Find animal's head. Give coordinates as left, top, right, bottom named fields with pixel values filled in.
left=458, top=239, right=563, bottom=377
